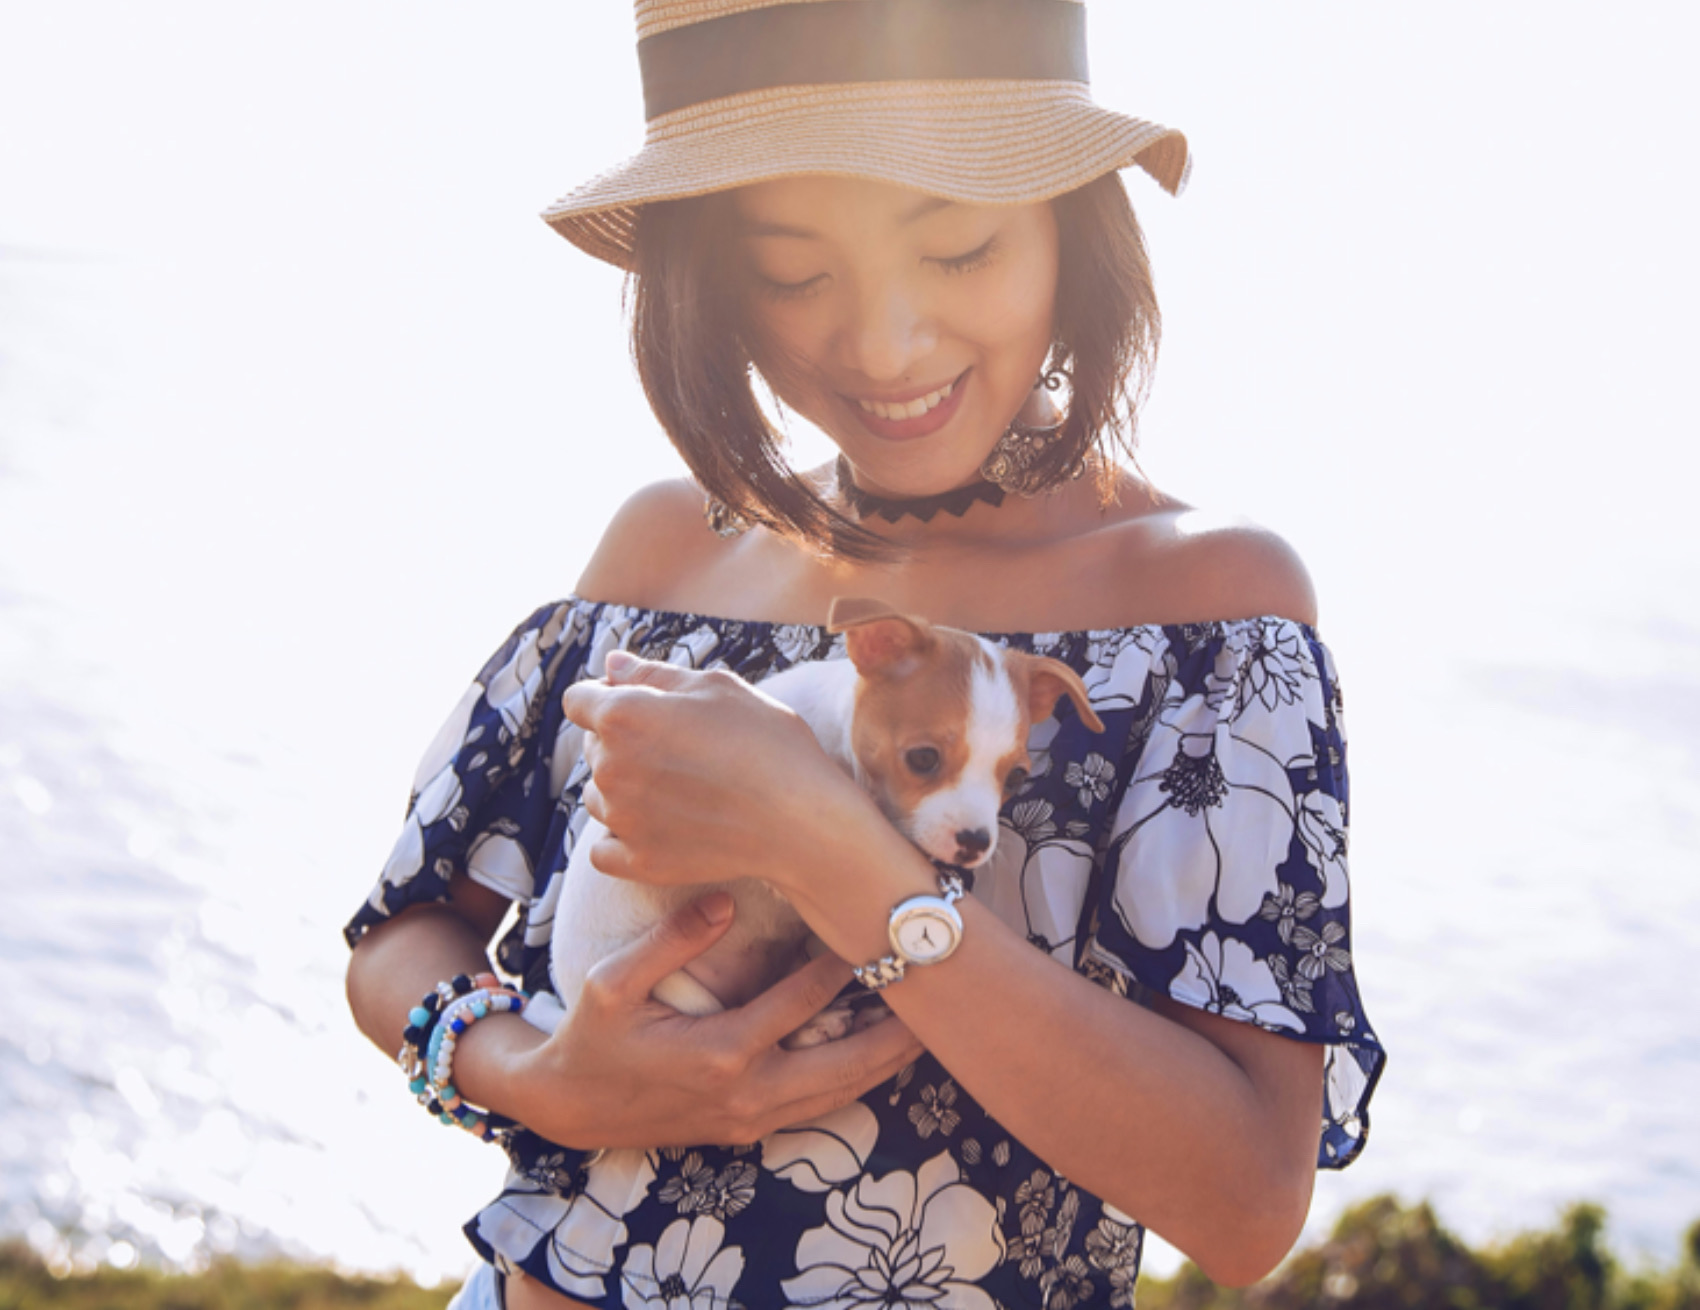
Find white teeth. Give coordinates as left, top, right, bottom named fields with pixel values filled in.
left=858, top=378, right=955, bottom=421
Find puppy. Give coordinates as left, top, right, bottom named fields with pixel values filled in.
left=522, top=597, right=1104, bottom=1044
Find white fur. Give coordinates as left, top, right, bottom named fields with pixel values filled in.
left=523, top=644, right=1027, bottom=1039
left=906, top=642, right=1022, bottom=867
left=524, top=658, right=861, bottom=1037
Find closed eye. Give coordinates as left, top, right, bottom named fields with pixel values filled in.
left=930, top=236, right=1001, bottom=276
left=754, top=272, right=826, bottom=302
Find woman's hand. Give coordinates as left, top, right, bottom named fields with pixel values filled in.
left=499, top=893, right=923, bottom=1150
left=563, top=652, right=877, bottom=896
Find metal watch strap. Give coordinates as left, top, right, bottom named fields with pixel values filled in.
left=853, top=870, right=967, bottom=992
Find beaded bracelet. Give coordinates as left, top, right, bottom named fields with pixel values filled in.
left=423, top=988, right=525, bottom=1133
left=396, top=972, right=524, bottom=1143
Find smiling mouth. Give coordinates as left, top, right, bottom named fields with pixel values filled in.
left=852, top=376, right=959, bottom=423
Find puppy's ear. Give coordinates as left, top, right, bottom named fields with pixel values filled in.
left=831, top=598, right=936, bottom=677
left=1021, top=655, right=1105, bottom=733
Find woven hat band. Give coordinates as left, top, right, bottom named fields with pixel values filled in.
left=639, top=0, right=1089, bottom=120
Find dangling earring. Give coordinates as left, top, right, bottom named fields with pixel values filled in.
left=979, top=365, right=1086, bottom=497
left=702, top=495, right=751, bottom=538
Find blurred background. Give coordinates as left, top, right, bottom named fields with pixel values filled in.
left=2, top=0, right=1696, bottom=1289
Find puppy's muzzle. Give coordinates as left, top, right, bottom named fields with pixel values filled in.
left=953, top=827, right=993, bottom=865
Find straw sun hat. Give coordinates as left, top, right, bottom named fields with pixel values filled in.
left=544, top=0, right=1191, bottom=269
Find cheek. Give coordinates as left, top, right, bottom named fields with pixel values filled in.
left=743, top=299, right=834, bottom=401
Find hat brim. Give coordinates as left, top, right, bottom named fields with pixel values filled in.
left=542, top=80, right=1189, bottom=271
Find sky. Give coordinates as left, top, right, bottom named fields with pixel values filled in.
left=3, top=0, right=1699, bottom=1284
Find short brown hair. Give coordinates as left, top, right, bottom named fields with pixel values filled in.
left=629, top=172, right=1159, bottom=560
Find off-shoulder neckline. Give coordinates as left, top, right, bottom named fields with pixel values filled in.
left=561, top=595, right=1324, bottom=645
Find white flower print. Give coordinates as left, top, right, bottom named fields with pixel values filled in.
left=658, top=1155, right=757, bottom=1221
left=1292, top=920, right=1352, bottom=980
left=1085, top=1216, right=1142, bottom=1309
left=773, top=623, right=821, bottom=665
left=1025, top=713, right=1063, bottom=783
left=621, top=1214, right=744, bottom=1310
left=1041, top=1254, right=1095, bottom=1309
left=760, top=1101, right=880, bottom=1194
left=486, top=628, right=549, bottom=737
left=1257, top=882, right=1320, bottom=945
left=586, top=610, right=636, bottom=676
left=466, top=825, right=534, bottom=900
left=1064, top=753, right=1115, bottom=809
left=907, top=1081, right=961, bottom=1140
left=781, top=1152, right=1005, bottom=1310
left=1081, top=626, right=1170, bottom=711
left=1009, top=1174, right=1080, bottom=1285
left=1297, top=788, right=1350, bottom=907
left=665, top=626, right=720, bottom=669
left=1109, top=691, right=1302, bottom=950
left=1171, top=932, right=1304, bottom=1033
left=977, top=813, right=1095, bottom=966
left=473, top=1148, right=657, bottom=1301
left=1208, top=618, right=1310, bottom=720
left=373, top=681, right=485, bottom=896
left=1268, top=953, right=1317, bottom=1015
left=548, top=716, right=589, bottom=806
left=1007, top=798, right=1057, bottom=845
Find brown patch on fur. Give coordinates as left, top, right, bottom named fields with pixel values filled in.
left=830, top=601, right=1102, bottom=840
left=838, top=619, right=1001, bottom=827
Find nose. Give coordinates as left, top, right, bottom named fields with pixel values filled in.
left=954, top=827, right=992, bottom=864
left=841, top=277, right=936, bottom=381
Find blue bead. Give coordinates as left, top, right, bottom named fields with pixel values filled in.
left=409, top=1006, right=431, bottom=1028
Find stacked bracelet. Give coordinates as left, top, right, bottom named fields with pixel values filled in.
left=397, top=972, right=525, bottom=1143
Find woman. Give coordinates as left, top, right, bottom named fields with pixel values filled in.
left=345, top=2, right=1384, bottom=1306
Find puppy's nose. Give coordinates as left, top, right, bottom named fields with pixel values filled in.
left=954, top=828, right=992, bottom=863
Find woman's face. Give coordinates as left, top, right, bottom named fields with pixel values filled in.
left=731, top=176, right=1060, bottom=498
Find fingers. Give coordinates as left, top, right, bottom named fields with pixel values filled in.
left=560, top=655, right=701, bottom=732
left=585, top=893, right=735, bottom=1003
left=756, top=1018, right=925, bottom=1133
left=737, top=952, right=859, bottom=1049
left=604, top=650, right=698, bottom=690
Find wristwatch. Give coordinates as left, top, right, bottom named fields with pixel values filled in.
left=853, top=870, right=967, bottom=990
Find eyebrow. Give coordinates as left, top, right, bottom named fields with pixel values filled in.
left=740, top=195, right=958, bottom=240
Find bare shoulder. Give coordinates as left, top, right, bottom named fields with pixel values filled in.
left=1109, top=501, right=1319, bottom=627
left=573, top=478, right=730, bottom=609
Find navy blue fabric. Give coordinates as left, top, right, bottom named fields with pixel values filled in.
left=347, top=598, right=1384, bottom=1309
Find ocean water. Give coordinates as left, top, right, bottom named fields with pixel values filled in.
left=3, top=1, right=1698, bottom=1288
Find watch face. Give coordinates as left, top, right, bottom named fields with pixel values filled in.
left=891, top=899, right=961, bottom=965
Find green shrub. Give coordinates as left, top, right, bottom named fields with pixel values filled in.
left=0, top=1243, right=452, bottom=1310
left=1137, top=1197, right=1700, bottom=1310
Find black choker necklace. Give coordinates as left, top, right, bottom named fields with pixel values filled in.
left=836, top=457, right=1006, bottom=524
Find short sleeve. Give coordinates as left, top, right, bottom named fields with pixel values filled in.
left=1083, top=618, right=1385, bottom=1169
left=343, top=599, right=595, bottom=956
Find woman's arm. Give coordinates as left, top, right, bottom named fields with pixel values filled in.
left=345, top=877, right=925, bottom=1151
left=792, top=826, right=1324, bottom=1288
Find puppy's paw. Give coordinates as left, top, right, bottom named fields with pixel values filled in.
left=780, top=995, right=861, bottom=1050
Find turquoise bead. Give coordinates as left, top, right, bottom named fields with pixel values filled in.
left=409, top=1006, right=431, bottom=1028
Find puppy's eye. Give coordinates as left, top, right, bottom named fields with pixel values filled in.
left=1003, top=766, right=1030, bottom=796
left=905, top=747, right=941, bottom=776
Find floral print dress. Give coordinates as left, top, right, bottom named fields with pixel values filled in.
left=345, top=598, right=1385, bottom=1310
